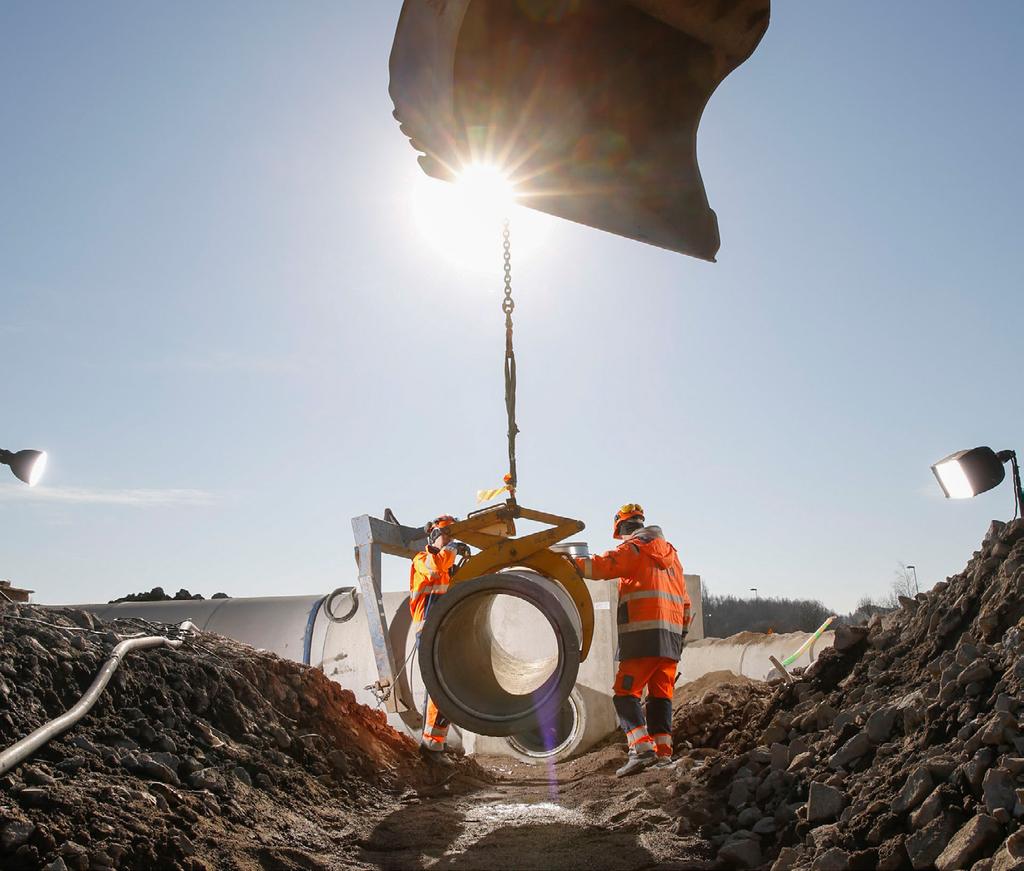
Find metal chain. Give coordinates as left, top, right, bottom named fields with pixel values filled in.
left=502, top=218, right=518, bottom=493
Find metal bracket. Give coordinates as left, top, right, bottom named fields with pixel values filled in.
left=351, top=513, right=428, bottom=713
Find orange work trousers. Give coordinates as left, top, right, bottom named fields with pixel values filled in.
left=613, top=656, right=676, bottom=757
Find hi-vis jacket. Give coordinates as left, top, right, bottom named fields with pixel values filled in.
left=576, top=526, right=691, bottom=660
left=409, top=547, right=456, bottom=623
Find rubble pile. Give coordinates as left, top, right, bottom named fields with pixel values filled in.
left=0, top=606, right=440, bottom=871
left=668, top=518, right=1024, bottom=870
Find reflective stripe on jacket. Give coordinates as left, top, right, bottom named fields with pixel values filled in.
left=576, top=526, right=690, bottom=659
left=409, top=547, right=456, bottom=623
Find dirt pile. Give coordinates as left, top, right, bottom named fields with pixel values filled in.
left=672, top=673, right=775, bottom=752
left=0, top=605, right=466, bottom=870
left=109, top=588, right=228, bottom=603
left=663, top=518, right=1024, bottom=869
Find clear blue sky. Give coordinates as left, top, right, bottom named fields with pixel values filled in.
left=1, top=2, right=1020, bottom=611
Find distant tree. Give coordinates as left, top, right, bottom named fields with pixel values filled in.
left=702, top=588, right=836, bottom=638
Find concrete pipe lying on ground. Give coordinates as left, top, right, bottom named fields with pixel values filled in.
left=418, top=570, right=583, bottom=738
left=677, top=629, right=835, bottom=683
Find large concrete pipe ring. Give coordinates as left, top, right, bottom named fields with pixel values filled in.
left=418, top=570, right=583, bottom=737
left=505, top=686, right=585, bottom=761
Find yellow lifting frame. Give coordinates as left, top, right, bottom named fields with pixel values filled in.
left=439, top=501, right=595, bottom=661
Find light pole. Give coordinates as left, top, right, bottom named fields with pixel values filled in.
left=0, top=449, right=47, bottom=487
left=906, top=565, right=920, bottom=596
left=750, top=587, right=758, bottom=601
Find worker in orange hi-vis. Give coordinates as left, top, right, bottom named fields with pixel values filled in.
left=575, top=504, right=691, bottom=777
left=409, top=514, right=467, bottom=757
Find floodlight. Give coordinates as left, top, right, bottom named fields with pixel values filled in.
left=0, top=449, right=47, bottom=487
left=931, top=446, right=1022, bottom=517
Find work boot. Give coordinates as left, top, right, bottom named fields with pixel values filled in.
left=652, top=755, right=676, bottom=770
left=615, top=750, right=656, bottom=778
left=419, top=742, right=453, bottom=765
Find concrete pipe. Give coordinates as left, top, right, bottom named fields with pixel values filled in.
left=418, top=570, right=582, bottom=738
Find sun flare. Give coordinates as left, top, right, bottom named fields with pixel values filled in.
left=412, top=164, right=550, bottom=273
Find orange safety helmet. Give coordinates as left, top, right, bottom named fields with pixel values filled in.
left=426, top=514, right=456, bottom=544
left=613, top=503, right=645, bottom=539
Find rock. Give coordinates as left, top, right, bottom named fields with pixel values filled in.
left=753, top=817, right=776, bottom=835
left=749, top=746, right=772, bottom=766
left=934, top=815, right=1002, bottom=871
left=810, top=848, right=852, bottom=871
left=807, top=782, right=846, bottom=823
left=188, top=768, right=228, bottom=794
left=829, top=733, right=871, bottom=770
left=897, top=691, right=928, bottom=733
left=129, top=754, right=180, bottom=786
left=906, top=815, right=957, bottom=871
left=1, top=819, right=36, bottom=851
left=866, top=706, right=898, bottom=744
left=894, top=766, right=934, bottom=814
left=22, top=765, right=56, bottom=787
left=771, top=742, right=789, bottom=771
left=728, top=779, right=750, bottom=809
left=990, top=830, right=1024, bottom=871
left=926, top=757, right=958, bottom=782
left=981, top=711, right=1017, bottom=745
left=808, top=823, right=843, bottom=850
left=41, top=860, right=69, bottom=871
left=958, top=660, right=994, bottom=687
left=984, top=768, right=1017, bottom=814
left=834, top=625, right=868, bottom=652
left=59, top=841, right=89, bottom=871
left=718, top=837, right=761, bottom=869
left=265, top=722, right=291, bottom=750
left=964, top=749, right=998, bottom=795
left=789, top=751, right=814, bottom=773
left=18, top=787, right=53, bottom=807
left=877, top=837, right=909, bottom=871
left=68, top=735, right=101, bottom=756
left=735, top=806, right=759, bottom=828
left=814, top=703, right=839, bottom=730
left=771, top=847, right=801, bottom=871
left=910, top=786, right=944, bottom=829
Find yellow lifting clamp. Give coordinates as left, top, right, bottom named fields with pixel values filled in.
left=439, top=500, right=596, bottom=661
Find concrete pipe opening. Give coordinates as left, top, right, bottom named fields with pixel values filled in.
left=506, top=690, right=583, bottom=760
left=418, top=571, right=582, bottom=737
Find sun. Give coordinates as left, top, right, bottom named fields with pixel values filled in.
left=412, top=164, right=550, bottom=273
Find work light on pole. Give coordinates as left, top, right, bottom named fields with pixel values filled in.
left=0, top=449, right=48, bottom=487
left=931, top=446, right=1023, bottom=518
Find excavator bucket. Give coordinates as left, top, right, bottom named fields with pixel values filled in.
left=389, top=0, right=769, bottom=261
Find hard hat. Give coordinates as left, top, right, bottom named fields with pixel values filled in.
left=427, top=514, right=457, bottom=544
left=613, top=503, right=645, bottom=539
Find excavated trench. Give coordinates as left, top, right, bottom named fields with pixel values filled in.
left=7, top=518, right=1024, bottom=870
left=357, top=748, right=706, bottom=871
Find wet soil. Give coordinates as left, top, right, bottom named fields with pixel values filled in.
left=357, top=747, right=708, bottom=870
